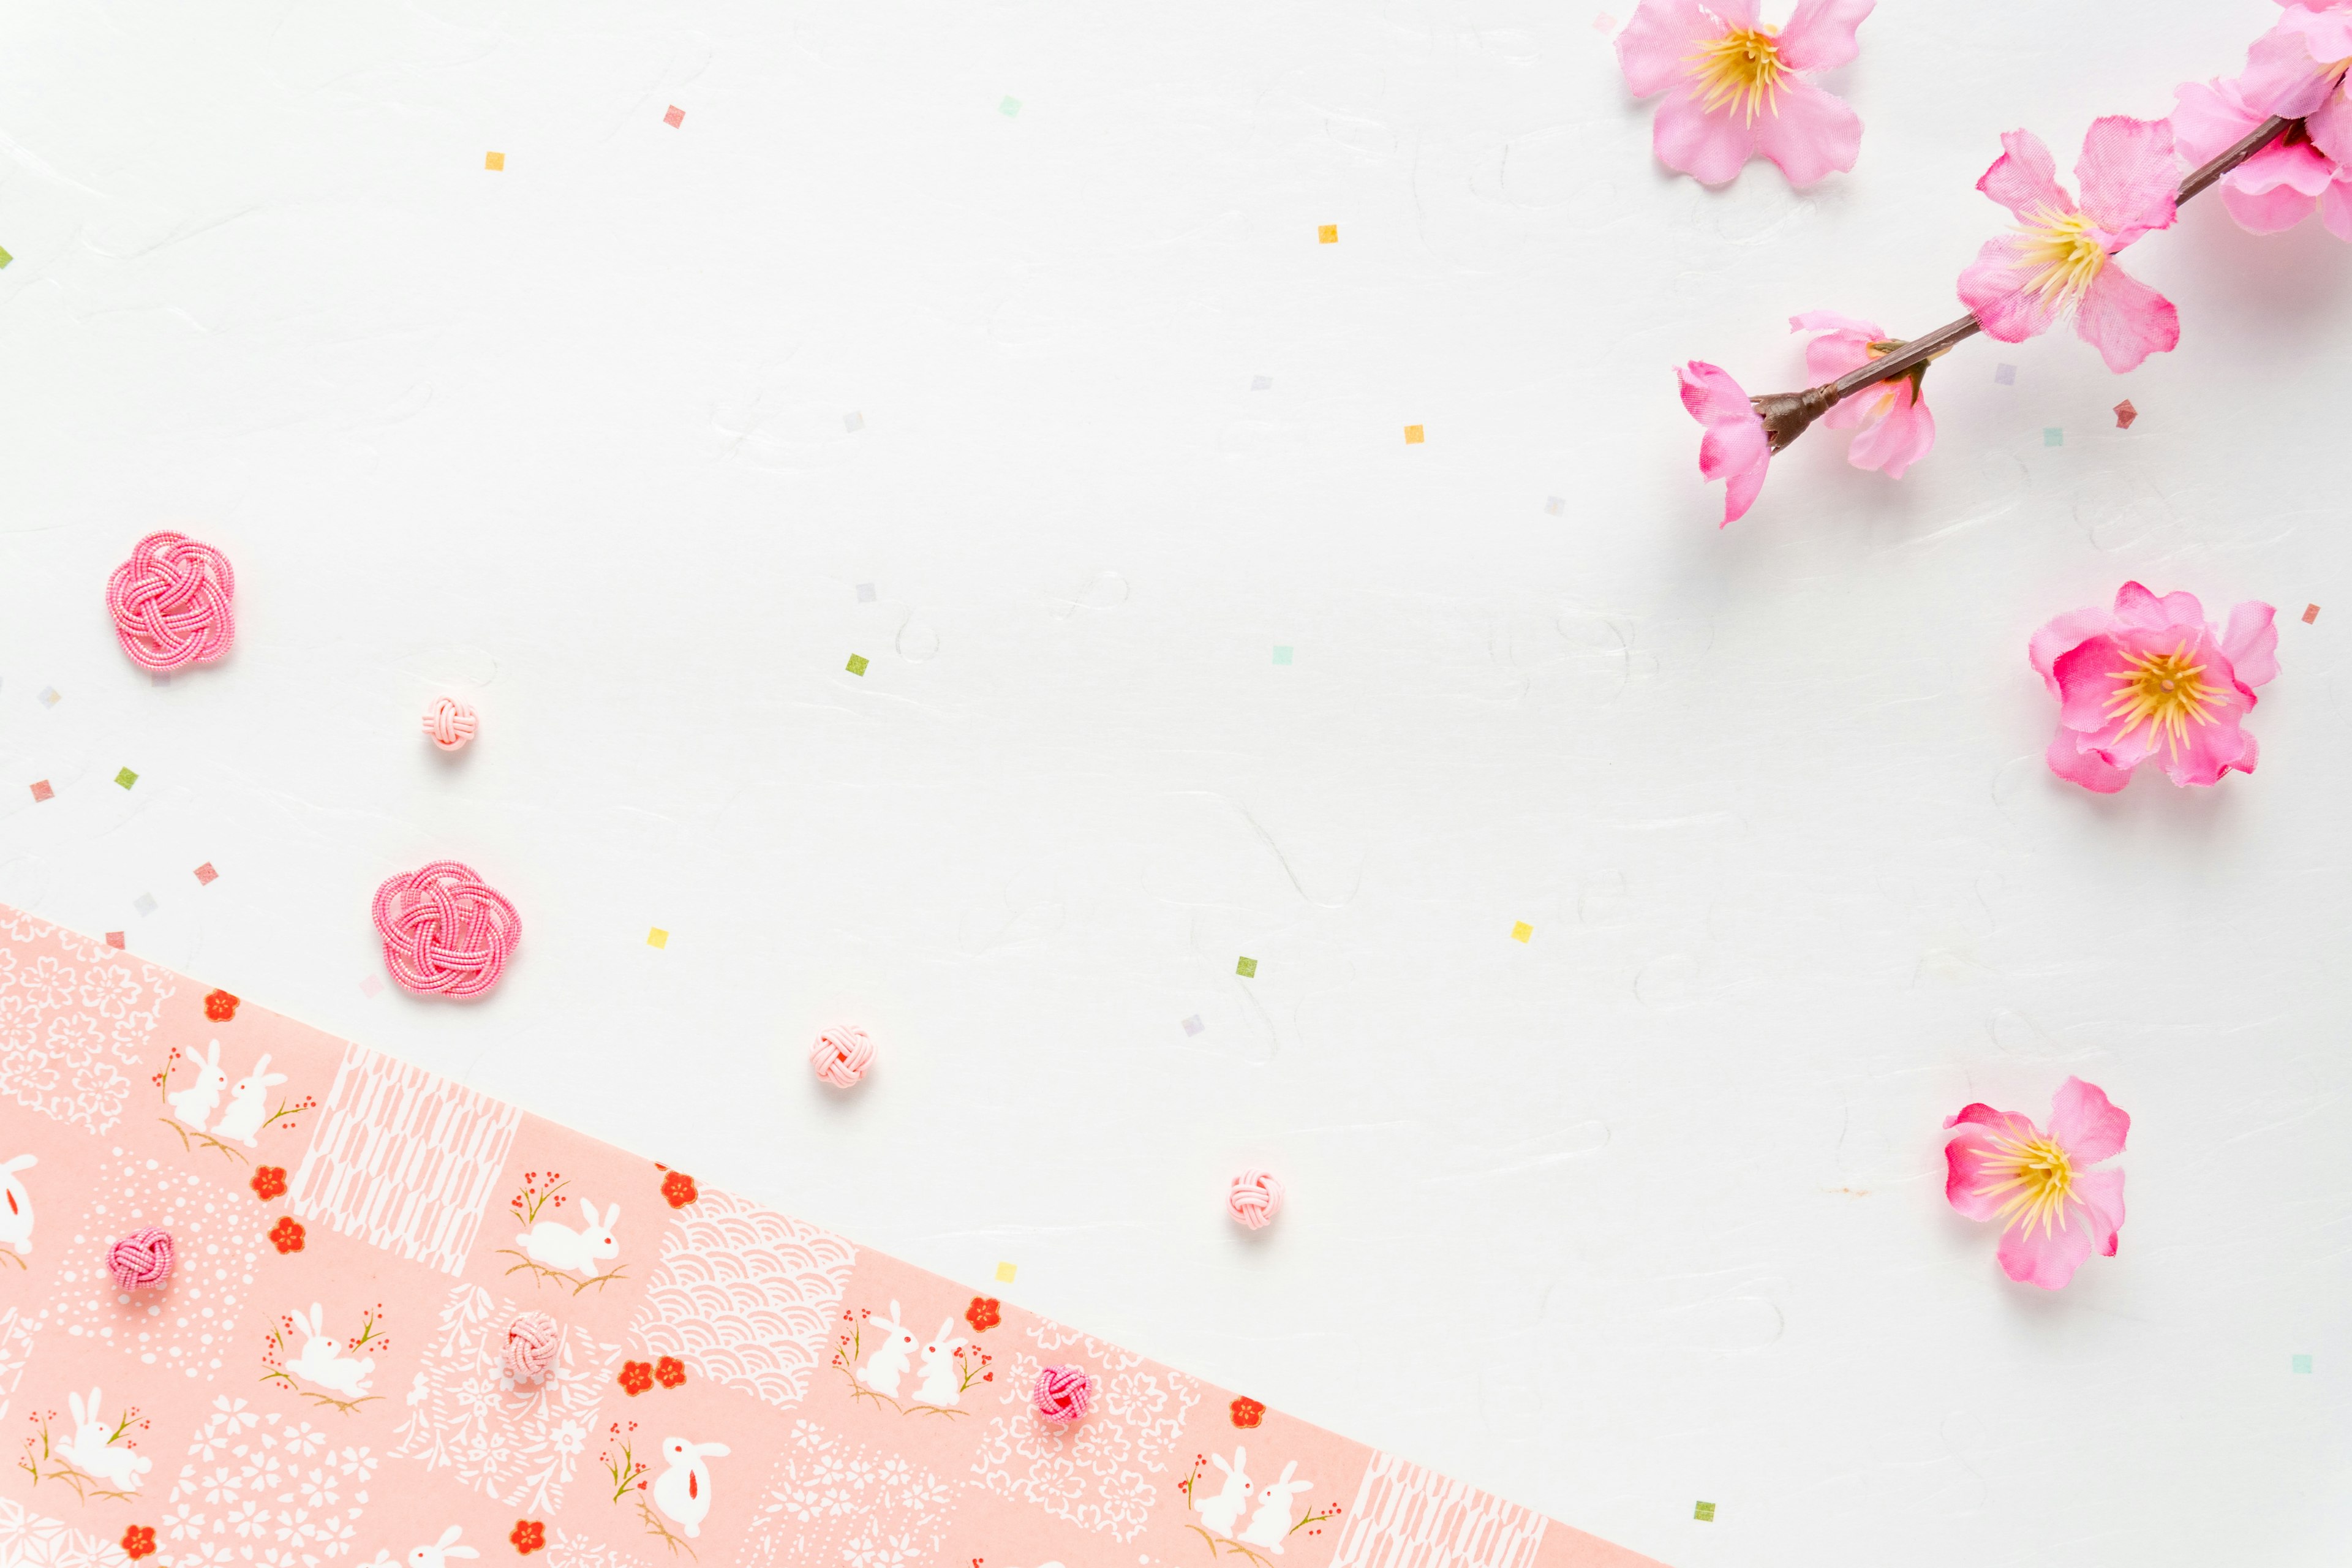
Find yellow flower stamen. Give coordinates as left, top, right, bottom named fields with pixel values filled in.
left=2015, top=205, right=2109, bottom=311
left=2103, top=642, right=2220, bottom=755
left=1686, top=28, right=1785, bottom=123
left=1973, top=1133, right=2075, bottom=1238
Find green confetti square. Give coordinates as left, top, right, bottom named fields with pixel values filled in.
left=999, top=96, right=1022, bottom=116
left=0, top=246, right=13, bottom=269
left=2293, top=1354, right=2313, bottom=1374
left=2043, top=427, right=2064, bottom=447
left=114, top=767, right=138, bottom=790
left=1272, top=646, right=1293, bottom=665
left=1235, top=956, right=1257, bottom=978
left=1693, top=1502, right=1715, bottom=1523
left=846, top=654, right=869, bottom=676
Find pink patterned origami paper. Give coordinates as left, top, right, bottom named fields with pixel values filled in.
left=0, top=906, right=1660, bottom=1568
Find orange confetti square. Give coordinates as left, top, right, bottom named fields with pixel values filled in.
left=2303, top=603, right=2321, bottom=624
left=105, top=932, right=124, bottom=949
left=1403, top=425, right=1424, bottom=444
left=1317, top=225, right=1337, bottom=244
left=194, top=862, right=218, bottom=886
left=664, top=105, right=684, bottom=128
left=484, top=151, right=505, bottom=171
left=2113, top=399, right=2138, bottom=429
left=28, top=780, right=52, bottom=803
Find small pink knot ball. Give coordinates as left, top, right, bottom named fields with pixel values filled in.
left=1227, top=1167, right=1284, bottom=1230
left=811, top=1025, right=874, bottom=1088
left=503, top=1311, right=561, bottom=1385
left=423, top=697, right=478, bottom=752
left=1032, top=1364, right=1096, bottom=1425
left=107, top=1227, right=176, bottom=1292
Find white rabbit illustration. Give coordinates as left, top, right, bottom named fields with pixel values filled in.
left=856, top=1300, right=916, bottom=1398
left=515, top=1199, right=620, bottom=1277
left=652, top=1436, right=729, bottom=1538
left=1237, top=1460, right=1312, bottom=1553
left=0, top=1154, right=34, bottom=1255
left=60, top=1388, right=150, bottom=1492
left=912, top=1319, right=967, bottom=1406
left=405, top=1526, right=479, bottom=1568
left=1195, top=1446, right=1253, bottom=1537
left=287, top=1303, right=375, bottom=1397
left=166, top=1040, right=227, bottom=1129
left=209, top=1054, right=288, bottom=1146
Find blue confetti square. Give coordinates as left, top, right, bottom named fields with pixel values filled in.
left=2043, top=428, right=2063, bottom=447
left=133, top=893, right=157, bottom=917
left=2293, top=1354, right=2313, bottom=1374
left=1995, top=364, right=2016, bottom=385
left=1272, top=646, right=1292, bottom=666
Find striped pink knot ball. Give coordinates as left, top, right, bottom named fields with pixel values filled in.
left=502, top=1311, right=561, bottom=1385
left=811, top=1025, right=874, bottom=1088
left=1032, top=1365, right=1096, bottom=1425
left=1227, top=1167, right=1284, bottom=1230
left=372, top=861, right=522, bottom=999
left=106, top=1227, right=176, bottom=1291
left=423, top=697, right=478, bottom=752
left=105, top=531, right=236, bottom=671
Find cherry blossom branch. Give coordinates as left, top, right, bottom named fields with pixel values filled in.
left=1753, top=113, right=2299, bottom=454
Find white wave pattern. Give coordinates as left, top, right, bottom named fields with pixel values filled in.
left=1329, top=1452, right=1547, bottom=1568
left=628, top=1188, right=856, bottom=1411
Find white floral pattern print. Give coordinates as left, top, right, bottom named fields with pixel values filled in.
left=163, top=1396, right=376, bottom=1568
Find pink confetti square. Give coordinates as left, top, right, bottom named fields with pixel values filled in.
left=359, top=974, right=383, bottom=998
left=105, top=932, right=124, bottom=949
left=664, top=105, right=684, bottom=128
left=1593, top=12, right=1617, bottom=31
left=193, top=862, right=217, bottom=885
left=28, top=780, right=51, bottom=803
left=2113, top=399, right=2138, bottom=429
left=2303, top=603, right=2321, bottom=624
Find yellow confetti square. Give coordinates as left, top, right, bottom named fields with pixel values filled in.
left=1317, top=224, right=1338, bottom=244
left=1510, top=921, right=1532, bottom=943
left=1403, top=425, right=1424, bottom=444
left=995, top=1261, right=1017, bottom=1283
left=646, top=927, right=669, bottom=949
left=484, top=151, right=505, bottom=171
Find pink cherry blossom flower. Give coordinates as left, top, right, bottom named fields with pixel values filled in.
left=2242, top=4, right=2352, bottom=167
left=1616, top=0, right=1875, bottom=187
left=2172, top=77, right=2352, bottom=238
left=1789, top=312, right=1935, bottom=478
left=1678, top=361, right=1770, bottom=526
left=1944, top=1079, right=2128, bottom=1291
left=2029, top=582, right=2278, bottom=793
left=1956, top=118, right=2181, bottom=374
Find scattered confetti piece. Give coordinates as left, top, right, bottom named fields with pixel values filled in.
left=0, top=246, right=12, bottom=268
left=1510, top=921, right=1532, bottom=943
left=647, top=927, right=669, bottom=949
left=115, top=767, right=137, bottom=790
left=2304, top=603, right=2320, bottom=624
left=1235, top=956, right=1257, bottom=978
left=1272, top=646, right=1293, bottom=665
left=2113, top=399, right=2137, bottom=429
left=133, top=893, right=157, bottom=917
left=2293, top=1354, right=2313, bottom=1373
left=1593, top=13, right=1617, bottom=32
left=2043, top=428, right=2063, bottom=447
left=1181, top=1014, right=1204, bottom=1036
left=360, top=974, right=383, bottom=997
left=38, top=687, right=59, bottom=707
left=1994, top=363, right=2016, bottom=385
left=1403, top=424, right=1424, bottom=444
left=1250, top=375, right=1272, bottom=391
left=1694, top=1502, right=1716, bottom=1523
left=844, top=411, right=864, bottom=432
left=999, top=96, right=1022, bottom=116
left=1317, top=224, right=1337, bottom=244
left=105, top=932, right=124, bottom=950
left=484, top=151, right=505, bottom=171
left=846, top=653, right=870, bottom=676
left=1545, top=496, right=1566, bottom=516
left=995, top=1261, right=1017, bottom=1283
left=194, top=862, right=217, bottom=886
left=28, top=781, right=52, bottom=803
left=663, top=105, right=684, bottom=128
left=856, top=582, right=876, bottom=602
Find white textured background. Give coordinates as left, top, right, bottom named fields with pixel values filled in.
left=1, top=1, right=2346, bottom=1563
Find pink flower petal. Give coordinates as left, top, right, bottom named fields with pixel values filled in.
left=1774, top=0, right=1875, bottom=72
left=2233, top=139, right=2339, bottom=197
left=2223, top=601, right=2281, bottom=692
left=1750, top=77, right=1863, bottom=187
left=2051, top=634, right=2133, bottom=734
left=2323, top=177, right=2352, bottom=240
left=1958, top=233, right=2066, bottom=344
left=1677, top=359, right=1753, bottom=426
left=2113, top=581, right=2206, bottom=631
left=1679, top=361, right=1770, bottom=526
left=2046, top=729, right=2133, bottom=792
left=1792, top=311, right=1883, bottom=382
left=2069, top=1166, right=2127, bottom=1257
left=2029, top=605, right=2116, bottom=696
left=2305, top=80, right=2352, bottom=167
left=2156, top=706, right=2256, bottom=787
left=2169, top=78, right=2263, bottom=165
left=2222, top=178, right=2322, bottom=233
left=2242, top=18, right=2344, bottom=118
left=1994, top=1200, right=2100, bottom=1289
left=2073, top=260, right=2178, bottom=374
left=2048, top=1077, right=2129, bottom=1166
left=1942, top=1107, right=2041, bottom=1221
left=2073, top=116, right=2177, bottom=241
left=1615, top=0, right=1732, bottom=98
left=1650, top=89, right=1762, bottom=186
left=1842, top=386, right=1934, bottom=478
left=1976, top=129, right=2069, bottom=223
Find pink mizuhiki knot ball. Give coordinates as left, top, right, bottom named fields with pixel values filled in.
left=106, top=531, right=235, bottom=671
left=423, top=697, right=478, bottom=751
left=1031, top=1364, right=1096, bottom=1425
left=106, top=1227, right=176, bottom=1292
left=372, top=861, right=521, bottom=999
left=811, top=1025, right=875, bottom=1087
left=1227, top=1167, right=1284, bottom=1230
left=502, top=1311, right=561, bottom=1385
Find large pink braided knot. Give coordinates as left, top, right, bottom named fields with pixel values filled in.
left=107, top=1227, right=176, bottom=1291
left=1031, top=1365, right=1096, bottom=1425
left=372, top=861, right=521, bottom=998
left=810, top=1025, right=875, bottom=1087
left=105, top=532, right=236, bottom=671
left=1227, top=1167, right=1284, bottom=1230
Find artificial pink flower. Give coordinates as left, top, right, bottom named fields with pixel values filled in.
left=1790, top=311, right=1935, bottom=478
left=1957, top=119, right=2180, bottom=374
left=2029, top=582, right=2278, bottom=792
left=2172, top=77, right=2352, bottom=238
left=1944, top=1078, right=2128, bottom=1291
left=1616, top=0, right=1875, bottom=187
left=2242, top=4, right=2352, bottom=167
left=1677, top=360, right=1769, bottom=526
